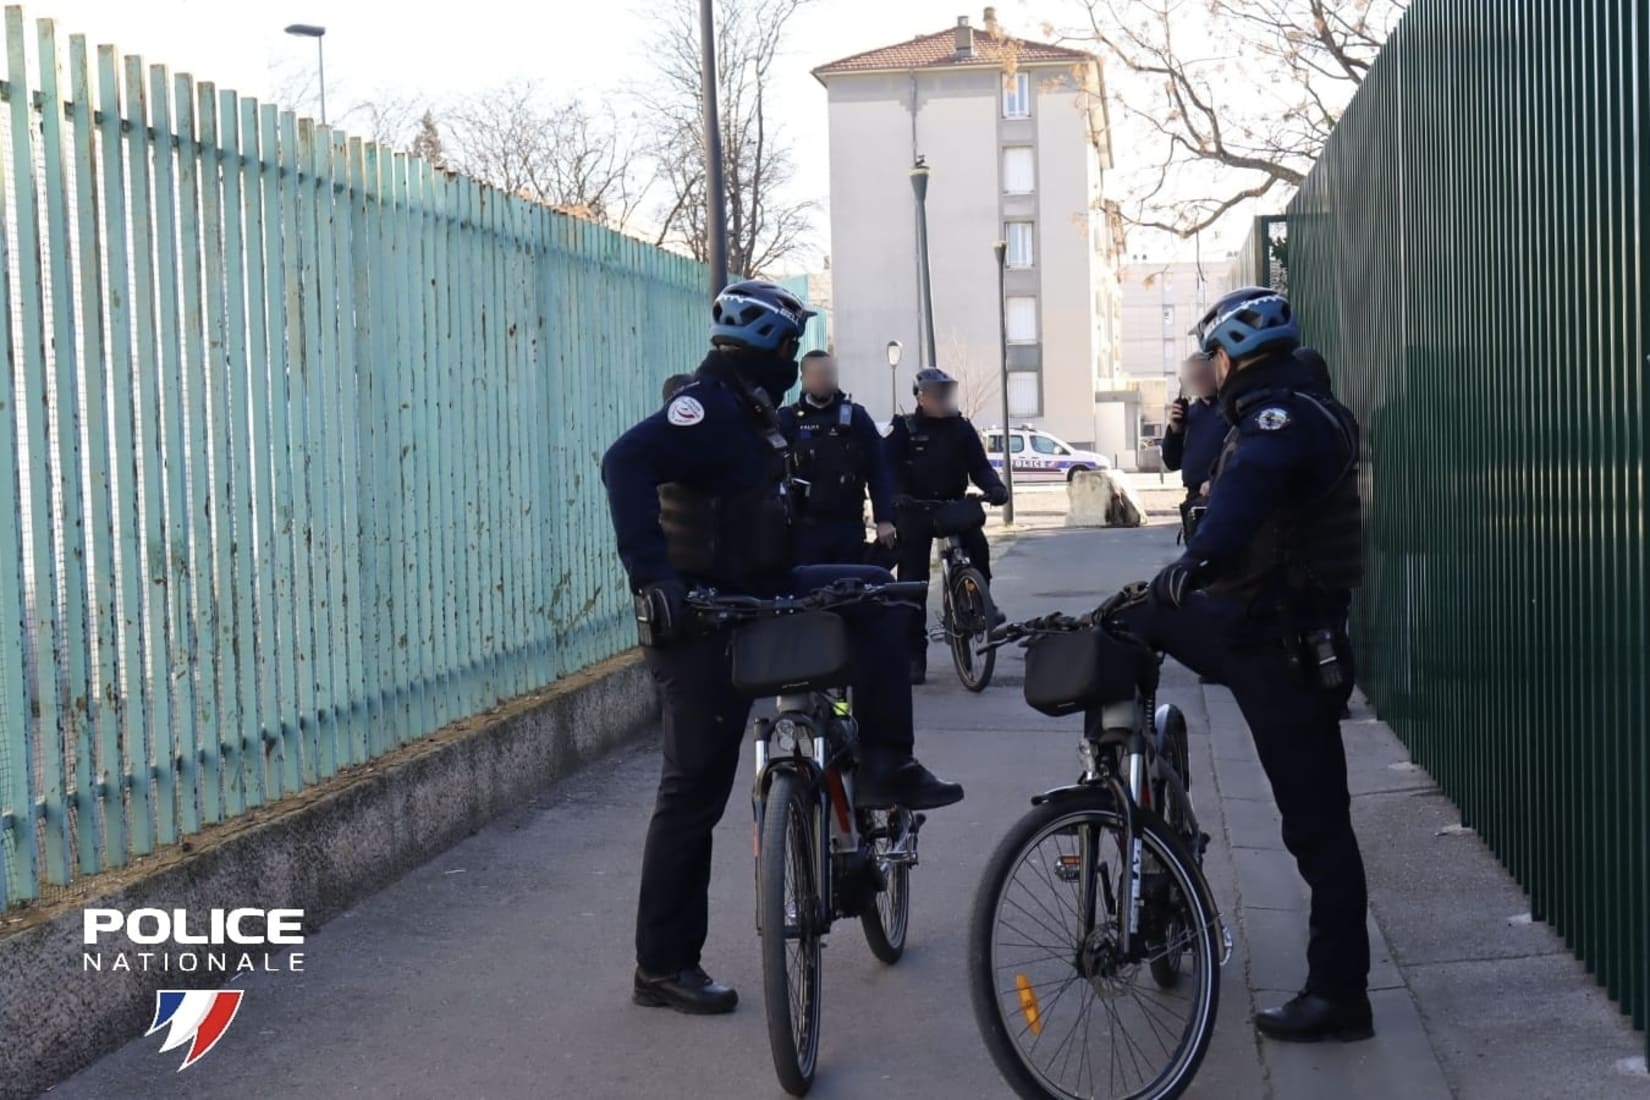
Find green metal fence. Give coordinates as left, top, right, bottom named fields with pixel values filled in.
left=0, top=8, right=734, bottom=908
left=1289, top=0, right=1648, bottom=1044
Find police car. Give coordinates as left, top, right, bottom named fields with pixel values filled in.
left=984, top=426, right=1112, bottom=481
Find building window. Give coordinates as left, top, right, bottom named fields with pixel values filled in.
left=1006, top=296, right=1038, bottom=343
left=1008, top=373, right=1041, bottom=418
left=1003, top=72, right=1031, bottom=118
left=1161, top=305, right=1176, bottom=336
left=1002, top=147, right=1035, bottom=195
left=1005, top=221, right=1035, bottom=268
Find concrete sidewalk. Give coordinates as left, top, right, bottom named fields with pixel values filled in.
left=50, top=524, right=1646, bottom=1099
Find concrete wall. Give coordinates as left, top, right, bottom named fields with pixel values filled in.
left=0, top=653, right=659, bottom=1100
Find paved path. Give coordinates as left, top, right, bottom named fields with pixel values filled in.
left=57, top=526, right=1645, bottom=1098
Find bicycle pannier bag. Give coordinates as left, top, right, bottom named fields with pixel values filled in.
left=1022, top=628, right=1142, bottom=717
left=927, top=498, right=986, bottom=538
left=730, top=611, right=851, bottom=696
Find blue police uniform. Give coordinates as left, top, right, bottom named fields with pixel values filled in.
left=777, top=391, right=895, bottom=566
left=1160, top=397, right=1226, bottom=493
left=602, top=351, right=936, bottom=980
left=1120, top=350, right=1370, bottom=1003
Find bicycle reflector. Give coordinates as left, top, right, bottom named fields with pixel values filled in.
left=1014, top=974, right=1043, bottom=1036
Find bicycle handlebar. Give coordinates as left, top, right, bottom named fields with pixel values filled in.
left=984, top=581, right=1155, bottom=651
left=686, top=578, right=930, bottom=624
left=894, top=493, right=990, bottom=508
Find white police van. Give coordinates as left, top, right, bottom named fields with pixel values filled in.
left=984, top=425, right=1112, bottom=481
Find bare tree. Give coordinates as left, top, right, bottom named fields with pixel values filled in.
left=642, top=0, right=816, bottom=276
left=1057, top=0, right=1407, bottom=237
left=410, top=110, right=446, bottom=168
left=446, top=80, right=643, bottom=230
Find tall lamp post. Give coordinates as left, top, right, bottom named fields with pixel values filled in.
left=283, top=24, right=327, bottom=125
left=700, top=0, right=728, bottom=297
left=909, top=157, right=937, bottom=368
left=885, top=339, right=903, bottom=421
left=993, top=240, right=1015, bottom=525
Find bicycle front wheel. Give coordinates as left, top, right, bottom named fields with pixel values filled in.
left=948, top=566, right=997, bottom=692
left=760, top=772, right=824, bottom=1097
left=968, top=793, right=1220, bottom=1100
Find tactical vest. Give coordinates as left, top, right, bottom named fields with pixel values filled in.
left=792, top=400, right=865, bottom=524
left=901, top=414, right=967, bottom=500
left=657, top=380, right=794, bottom=586
left=1204, top=389, right=1364, bottom=605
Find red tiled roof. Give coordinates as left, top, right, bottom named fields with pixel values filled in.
left=813, top=26, right=1092, bottom=80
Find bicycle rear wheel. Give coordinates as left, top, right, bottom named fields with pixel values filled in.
left=968, top=792, right=1220, bottom=1100
left=948, top=566, right=997, bottom=692
left=860, top=809, right=911, bottom=964
left=760, top=773, right=823, bottom=1096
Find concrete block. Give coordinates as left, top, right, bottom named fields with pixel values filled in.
left=1231, top=847, right=1310, bottom=913
left=0, top=652, right=658, bottom=1100
left=1066, top=468, right=1146, bottom=528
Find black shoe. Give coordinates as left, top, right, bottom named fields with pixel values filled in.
left=1255, top=991, right=1373, bottom=1043
left=632, top=966, right=739, bottom=1015
left=859, top=757, right=964, bottom=810
left=908, top=654, right=927, bottom=685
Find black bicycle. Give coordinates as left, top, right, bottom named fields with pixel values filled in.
left=900, top=494, right=998, bottom=691
left=967, top=584, right=1230, bottom=1100
left=688, top=579, right=930, bottom=1097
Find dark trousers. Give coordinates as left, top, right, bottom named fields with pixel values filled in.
left=1117, top=594, right=1370, bottom=996
left=794, top=520, right=868, bottom=566
left=894, top=525, right=991, bottom=653
left=634, top=564, right=914, bottom=973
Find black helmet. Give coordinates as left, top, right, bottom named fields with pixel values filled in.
left=912, top=367, right=957, bottom=397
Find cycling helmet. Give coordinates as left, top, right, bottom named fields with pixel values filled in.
left=912, top=367, right=957, bottom=397
left=710, top=279, right=816, bottom=351
left=1194, top=286, right=1300, bottom=359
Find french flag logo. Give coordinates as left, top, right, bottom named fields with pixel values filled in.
left=146, top=990, right=244, bottom=1070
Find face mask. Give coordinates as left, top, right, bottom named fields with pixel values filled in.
left=751, top=359, right=800, bottom=404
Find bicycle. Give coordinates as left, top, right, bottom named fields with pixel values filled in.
left=686, top=578, right=931, bottom=1097
left=898, top=494, right=998, bottom=692
left=967, top=583, right=1231, bottom=1100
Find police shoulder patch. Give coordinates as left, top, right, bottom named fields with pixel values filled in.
left=1253, top=406, right=1292, bottom=431
left=667, top=395, right=705, bottom=427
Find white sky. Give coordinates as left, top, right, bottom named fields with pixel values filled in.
left=22, top=0, right=1260, bottom=268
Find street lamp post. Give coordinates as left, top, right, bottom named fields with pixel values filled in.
left=909, top=157, right=937, bottom=368
left=885, top=339, right=903, bottom=421
left=699, top=0, right=729, bottom=297
left=283, top=24, right=327, bottom=125
left=993, top=241, right=1015, bottom=525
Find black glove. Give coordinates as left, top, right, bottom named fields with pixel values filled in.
left=986, top=484, right=1010, bottom=507
left=634, top=578, right=689, bottom=647
left=1149, top=559, right=1198, bottom=610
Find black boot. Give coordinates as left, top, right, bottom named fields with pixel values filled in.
left=859, top=756, right=963, bottom=810
left=908, top=652, right=927, bottom=685
left=1255, top=991, right=1373, bottom=1042
left=633, top=966, right=739, bottom=1015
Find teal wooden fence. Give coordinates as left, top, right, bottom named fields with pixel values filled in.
left=0, top=7, right=746, bottom=908
left=1288, top=0, right=1648, bottom=1045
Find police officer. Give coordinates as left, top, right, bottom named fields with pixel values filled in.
left=1161, top=351, right=1225, bottom=541
left=1115, top=286, right=1373, bottom=1043
left=601, top=280, right=964, bottom=1017
left=884, top=368, right=1009, bottom=684
left=778, top=350, right=897, bottom=565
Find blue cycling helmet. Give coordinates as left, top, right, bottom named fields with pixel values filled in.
left=710, top=279, right=816, bottom=351
left=1194, top=286, right=1300, bottom=359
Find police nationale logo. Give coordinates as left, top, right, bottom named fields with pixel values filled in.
left=667, top=395, right=705, bottom=427
left=147, top=989, right=244, bottom=1070
left=1255, top=406, right=1292, bottom=431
